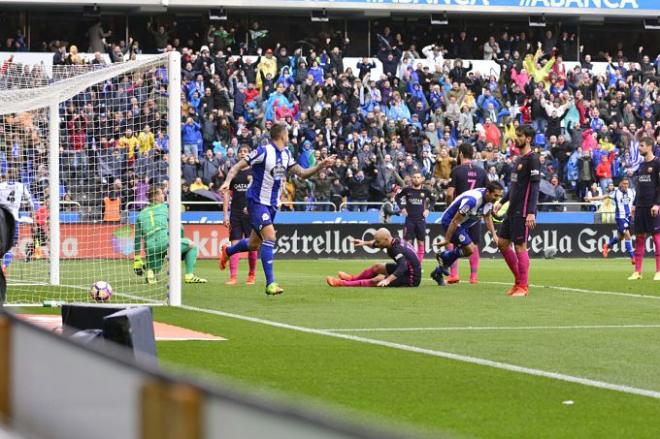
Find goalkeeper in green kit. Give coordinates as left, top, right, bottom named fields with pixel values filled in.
left=133, top=186, right=207, bottom=284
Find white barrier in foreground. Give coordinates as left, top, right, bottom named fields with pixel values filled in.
left=0, top=51, right=625, bottom=83
left=0, top=311, right=413, bottom=439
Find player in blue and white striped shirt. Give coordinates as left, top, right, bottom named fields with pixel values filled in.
left=431, top=182, right=503, bottom=286
left=219, top=124, right=335, bottom=295
left=0, top=169, right=36, bottom=273
left=587, top=178, right=635, bottom=264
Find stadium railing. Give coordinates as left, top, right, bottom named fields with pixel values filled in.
left=0, top=310, right=415, bottom=439
left=339, top=201, right=387, bottom=211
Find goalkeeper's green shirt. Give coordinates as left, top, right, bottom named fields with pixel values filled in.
left=134, top=203, right=169, bottom=253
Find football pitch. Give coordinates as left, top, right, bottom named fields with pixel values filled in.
left=154, top=257, right=660, bottom=438
left=16, top=257, right=660, bottom=438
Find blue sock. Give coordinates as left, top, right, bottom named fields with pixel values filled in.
left=2, top=250, right=12, bottom=268
left=227, top=239, right=249, bottom=256
left=441, top=248, right=463, bottom=267
left=608, top=236, right=620, bottom=247
left=625, top=240, right=634, bottom=258
left=261, top=240, right=275, bottom=285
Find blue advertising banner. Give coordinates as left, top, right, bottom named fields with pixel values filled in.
left=178, top=211, right=595, bottom=225
left=282, top=0, right=657, bottom=12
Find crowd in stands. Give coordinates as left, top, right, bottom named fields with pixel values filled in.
left=1, top=21, right=660, bottom=218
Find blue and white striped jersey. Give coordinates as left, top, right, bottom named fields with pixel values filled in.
left=0, top=181, right=35, bottom=220
left=245, top=143, right=297, bottom=207
left=608, top=188, right=635, bottom=220
left=440, top=188, right=493, bottom=229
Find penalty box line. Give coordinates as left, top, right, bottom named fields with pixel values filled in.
left=180, top=304, right=660, bottom=400
left=321, top=324, right=660, bottom=333
left=481, top=281, right=660, bottom=301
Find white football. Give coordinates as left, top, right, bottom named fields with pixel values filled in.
left=90, top=281, right=113, bottom=302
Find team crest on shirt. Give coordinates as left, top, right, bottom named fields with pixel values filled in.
left=649, top=167, right=654, bottom=173
left=271, top=164, right=286, bottom=180
left=517, top=164, right=523, bottom=171
left=262, top=213, right=270, bottom=221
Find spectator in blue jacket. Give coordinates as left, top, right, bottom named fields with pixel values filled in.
left=182, top=117, right=203, bottom=157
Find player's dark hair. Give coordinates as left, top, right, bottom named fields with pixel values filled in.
left=516, top=124, right=536, bottom=140
left=486, top=181, right=504, bottom=193
left=270, top=123, right=288, bottom=141
left=640, top=136, right=654, bottom=148
left=147, top=185, right=162, bottom=202
left=458, top=143, right=474, bottom=160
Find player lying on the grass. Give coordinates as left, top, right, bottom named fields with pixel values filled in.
left=133, top=186, right=207, bottom=284
left=219, top=123, right=336, bottom=295
left=326, top=228, right=421, bottom=288
left=431, top=182, right=503, bottom=286
left=585, top=177, right=635, bottom=264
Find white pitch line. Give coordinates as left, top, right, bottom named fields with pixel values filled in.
left=322, top=324, right=660, bottom=333
left=481, top=281, right=660, bottom=301
left=180, top=304, right=660, bottom=400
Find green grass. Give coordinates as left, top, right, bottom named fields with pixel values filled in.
left=161, top=257, right=660, bottom=438
left=14, top=257, right=660, bottom=437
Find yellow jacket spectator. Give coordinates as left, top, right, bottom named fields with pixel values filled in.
left=256, top=48, right=277, bottom=90
left=118, top=128, right=139, bottom=161
left=138, top=126, right=156, bottom=156
left=190, top=178, right=208, bottom=192
left=524, top=49, right=556, bottom=92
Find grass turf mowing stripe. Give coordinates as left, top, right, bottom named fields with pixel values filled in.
left=180, top=304, right=660, bottom=400
left=322, top=324, right=660, bottom=332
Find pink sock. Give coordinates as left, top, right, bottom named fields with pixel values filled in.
left=353, top=267, right=377, bottom=280
left=229, top=254, right=239, bottom=278
left=248, top=251, right=258, bottom=275
left=416, top=242, right=425, bottom=263
left=447, top=244, right=459, bottom=277
left=516, top=250, right=530, bottom=287
left=654, top=233, right=660, bottom=272
left=501, top=247, right=520, bottom=284
left=469, top=249, right=480, bottom=278
left=342, top=279, right=377, bottom=287
left=635, top=234, right=646, bottom=273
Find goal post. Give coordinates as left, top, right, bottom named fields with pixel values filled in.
left=0, top=53, right=181, bottom=306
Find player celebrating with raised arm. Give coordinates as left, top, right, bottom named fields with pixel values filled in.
left=326, top=228, right=422, bottom=288
left=219, top=124, right=336, bottom=295
left=431, top=182, right=503, bottom=286
left=133, top=186, right=206, bottom=284
left=586, top=178, right=636, bottom=264
left=0, top=169, right=36, bottom=273
left=495, top=125, right=541, bottom=297
left=222, top=145, right=258, bottom=286
left=628, top=137, right=660, bottom=281
left=395, top=171, right=434, bottom=263
left=445, top=144, right=488, bottom=284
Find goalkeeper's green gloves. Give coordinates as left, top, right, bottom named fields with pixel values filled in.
left=133, top=256, right=144, bottom=276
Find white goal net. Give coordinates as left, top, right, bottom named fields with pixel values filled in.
left=0, top=53, right=182, bottom=305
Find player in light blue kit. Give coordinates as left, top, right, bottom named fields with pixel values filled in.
left=587, top=177, right=636, bottom=264
left=219, top=124, right=335, bottom=295
left=431, top=182, right=503, bottom=286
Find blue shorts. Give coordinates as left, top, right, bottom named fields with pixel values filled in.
left=441, top=223, right=473, bottom=248
left=616, top=218, right=630, bottom=235
left=247, top=199, right=277, bottom=236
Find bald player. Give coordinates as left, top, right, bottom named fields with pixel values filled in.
left=326, top=228, right=422, bottom=288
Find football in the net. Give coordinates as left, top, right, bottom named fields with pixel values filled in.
left=90, top=281, right=113, bottom=302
